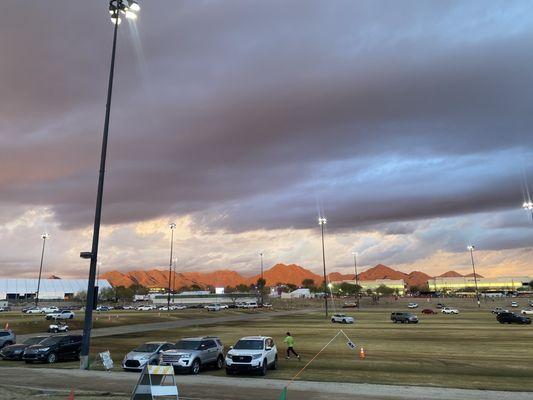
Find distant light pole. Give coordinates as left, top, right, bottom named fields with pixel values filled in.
left=35, top=233, right=50, bottom=307
left=523, top=201, right=533, bottom=221
left=172, top=258, right=177, bottom=303
left=318, top=217, right=328, bottom=317
left=259, top=252, right=264, bottom=305
left=79, top=0, right=140, bottom=370
left=352, top=252, right=359, bottom=309
left=467, top=245, right=480, bottom=307
left=168, top=223, right=176, bottom=311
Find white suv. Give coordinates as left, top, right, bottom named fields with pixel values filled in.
left=225, top=336, right=277, bottom=376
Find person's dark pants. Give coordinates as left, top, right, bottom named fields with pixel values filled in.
left=287, top=347, right=299, bottom=357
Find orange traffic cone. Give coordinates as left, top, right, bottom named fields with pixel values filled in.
left=359, top=347, right=366, bottom=359
left=67, top=388, right=74, bottom=400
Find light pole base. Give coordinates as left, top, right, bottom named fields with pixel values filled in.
left=79, top=355, right=90, bottom=370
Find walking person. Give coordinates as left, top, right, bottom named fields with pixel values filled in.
left=284, top=332, right=300, bottom=360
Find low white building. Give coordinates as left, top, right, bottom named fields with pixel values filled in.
left=0, top=278, right=112, bottom=301
left=281, top=288, right=312, bottom=299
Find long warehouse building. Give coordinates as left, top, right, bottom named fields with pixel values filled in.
left=0, top=278, right=112, bottom=300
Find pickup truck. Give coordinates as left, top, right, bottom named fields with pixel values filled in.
left=45, top=310, right=75, bottom=320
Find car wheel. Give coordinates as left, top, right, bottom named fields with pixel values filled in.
left=69, top=315, right=73, bottom=319
left=216, top=355, right=224, bottom=370
left=342, top=319, right=346, bottom=324
left=259, top=359, right=268, bottom=376
left=190, top=359, right=201, bottom=374
left=271, top=355, right=278, bottom=370
left=47, top=353, right=57, bottom=364
left=331, top=319, right=335, bottom=323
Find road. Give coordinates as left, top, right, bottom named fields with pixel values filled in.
left=0, top=366, right=531, bottom=400
left=17, top=309, right=312, bottom=341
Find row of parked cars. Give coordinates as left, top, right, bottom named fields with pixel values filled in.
left=123, top=335, right=279, bottom=376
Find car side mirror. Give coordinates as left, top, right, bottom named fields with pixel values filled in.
left=229, top=346, right=233, bottom=350
left=265, top=347, right=272, bottom=351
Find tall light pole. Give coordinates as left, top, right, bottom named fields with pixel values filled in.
left=172, top=257, right=177, bottom=304
left=467, top=245, right=480, bottom=308
left=352, top=252, right=359, bottom=309
left=523, top=201, right=533, bottom=221
left=318, top=217, right=328, bottom=317
left=79, top=0, right=140, bottom=370
left=35, top=233, right=50, bottom=307
left=168, top=223, right=176, bottom=311
left=259, top=252, right=264, bottom=305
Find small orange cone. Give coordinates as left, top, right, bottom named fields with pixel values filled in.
left=359, top=347, right=366, bottom=359
left=67, top=388, right=74, bottom=400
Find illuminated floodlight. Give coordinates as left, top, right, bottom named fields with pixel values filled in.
left=41, top=233, right=50, bottom=240
left=169, top=222, right=176, bottom=230
left=318, top=217, right=327, bottom=225
left=467, top=245, right=475, bottom=251
left=523, top=201, right=533, bottom=211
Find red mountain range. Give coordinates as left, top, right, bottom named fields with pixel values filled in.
left=101, top=263, right=477, bottom=290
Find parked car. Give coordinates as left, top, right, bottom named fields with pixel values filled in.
left=492, top=307, right=509, bottom=314
left=436, top=303, right=445, bottom=309
left=0, top=306, right=11, bottom=312
left=496, top=312, right=531, bottom=325
left=342, top=302, right=358, bottom=308
left=160, top=336, right=224, bottom=374
left=40, top=306, right=59, bottom=314
left=331, top=314, right=354, bottom=324
left=96, top=306, right=111, bottom=312
left=45, top=310, right=75, bottom=320
left=137, top=305, right=155, bottom=311
left=510, top=301, right=519, bottom=308
left=0, top=330, right=16, bottom=349
left=441, top=307, right=459, bottom=315
left=391, top=312, right=419, bottom=324
left=422, top=309, right=437, bottom=314
left=206, top=304, right=221, bottom=312
left=225, top=336, right=277, bottom=376
left=122, top=342, right=175, bottom=371
left=261, top=303, right=273, bottom=308
left=243, top=302, right=259, bottom=309
left=23, top=335, right=82, bottom=364
left=521, top=308, right=533, bottom=315
left=0, top=336, right=47, bottom=360
left=25, top=307, right=43, bottom=314
left=407, top=303, right=419, bottom=309
left=123, top=306, right=135, bottom=310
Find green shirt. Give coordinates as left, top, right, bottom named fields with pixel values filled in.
left=284, top=336, right=295, bottom=347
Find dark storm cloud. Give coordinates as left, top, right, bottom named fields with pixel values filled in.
left=1, top=0, right=532, bottom=245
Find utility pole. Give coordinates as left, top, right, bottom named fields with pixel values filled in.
left=35, top=234, right=50, bottom=307
left=352, top=252, right=359, bottom=309
left=318, top=218, right=328, bottom=317
left=168, top=223, right=176, bottom=311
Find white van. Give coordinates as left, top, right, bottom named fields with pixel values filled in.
left=244, top=301, right=258, bottom=309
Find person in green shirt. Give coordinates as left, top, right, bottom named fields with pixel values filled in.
left=283, top=332, right=300, bottom=360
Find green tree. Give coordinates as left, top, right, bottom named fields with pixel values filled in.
left=130, top=284, right=149, bottom=295
left=190, top=284, right=203, bottom=291
left=236, top=284, right=250, bottom=293
left=285, top=283, right=298, bottom=292
left=115, top=286, right=134, bottom=301
left=99, top=287, right=116, bottom=301
left=224, top=286, right=236, bottom=294
left=365, top=288, right=374, bottom=296
left=302, top=278, right=316, bottom=289
left=375, top=285, right=394, bottom=296
left=73, top=291, right=87, bottom=302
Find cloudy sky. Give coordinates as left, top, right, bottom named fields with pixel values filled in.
left=1, top=0, right=532, bottom=279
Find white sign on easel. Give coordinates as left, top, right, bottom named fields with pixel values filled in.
left=131, top=365, right=179, bottom=400
left=99, top=350, right=114, bottom=371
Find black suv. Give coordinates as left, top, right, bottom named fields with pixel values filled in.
left=496, top=312, right=531, bottom=325
left=391, top=312, right=419, bottom=324
left=23, top=335, right=82, bottom=364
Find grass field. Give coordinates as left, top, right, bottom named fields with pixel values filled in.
left=0, top=308, right=268, bottom=335
left=1, top=297, right=532, bottom=391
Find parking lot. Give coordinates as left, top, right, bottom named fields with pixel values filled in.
left=1, top=298, right=532, bottom=393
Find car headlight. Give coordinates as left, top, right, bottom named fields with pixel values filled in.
left=252, top=354, right=262, bottom=359
left=180, top=353, right=191, bottom=358
left=37, top=347, right=50, bottom=352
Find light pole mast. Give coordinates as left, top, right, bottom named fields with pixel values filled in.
left=79, top=0, right=140, bottom=370
left=352, top=252, right=359, bottom=309
left=35, top=233, right=50, bottom=307
left=523, top=201, right=533, bottom=221
left=259, top=252, right=264, bottom=305
left=318, top=218, right=328, bottom=317
left=168, top=223, right=176, bottom=311
left=467, top=245, right=480, bottom=308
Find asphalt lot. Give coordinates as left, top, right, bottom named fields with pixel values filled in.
left=1, top=366, right=532, bottom=400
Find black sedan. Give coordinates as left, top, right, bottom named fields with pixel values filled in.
left=0, top=336, right=47, bottom=360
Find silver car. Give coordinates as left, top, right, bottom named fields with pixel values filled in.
left=0, top=330, right=16, bottom=349
left=159, top=336, right=224, bottom=374
left=122, top=341, right=175, bottom=371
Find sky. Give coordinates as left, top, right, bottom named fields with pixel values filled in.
left=0, top=0, right=532, bottom=279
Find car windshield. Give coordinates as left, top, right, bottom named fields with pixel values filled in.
left=234, top=340, right=263, bottom=350
left=134, top=343, right=160, bottom=353
left=39, top=337, right=63, bottom=346
left=175, top=340, right=201, bottom=350
left=24, top=337, right=46, bottom=345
